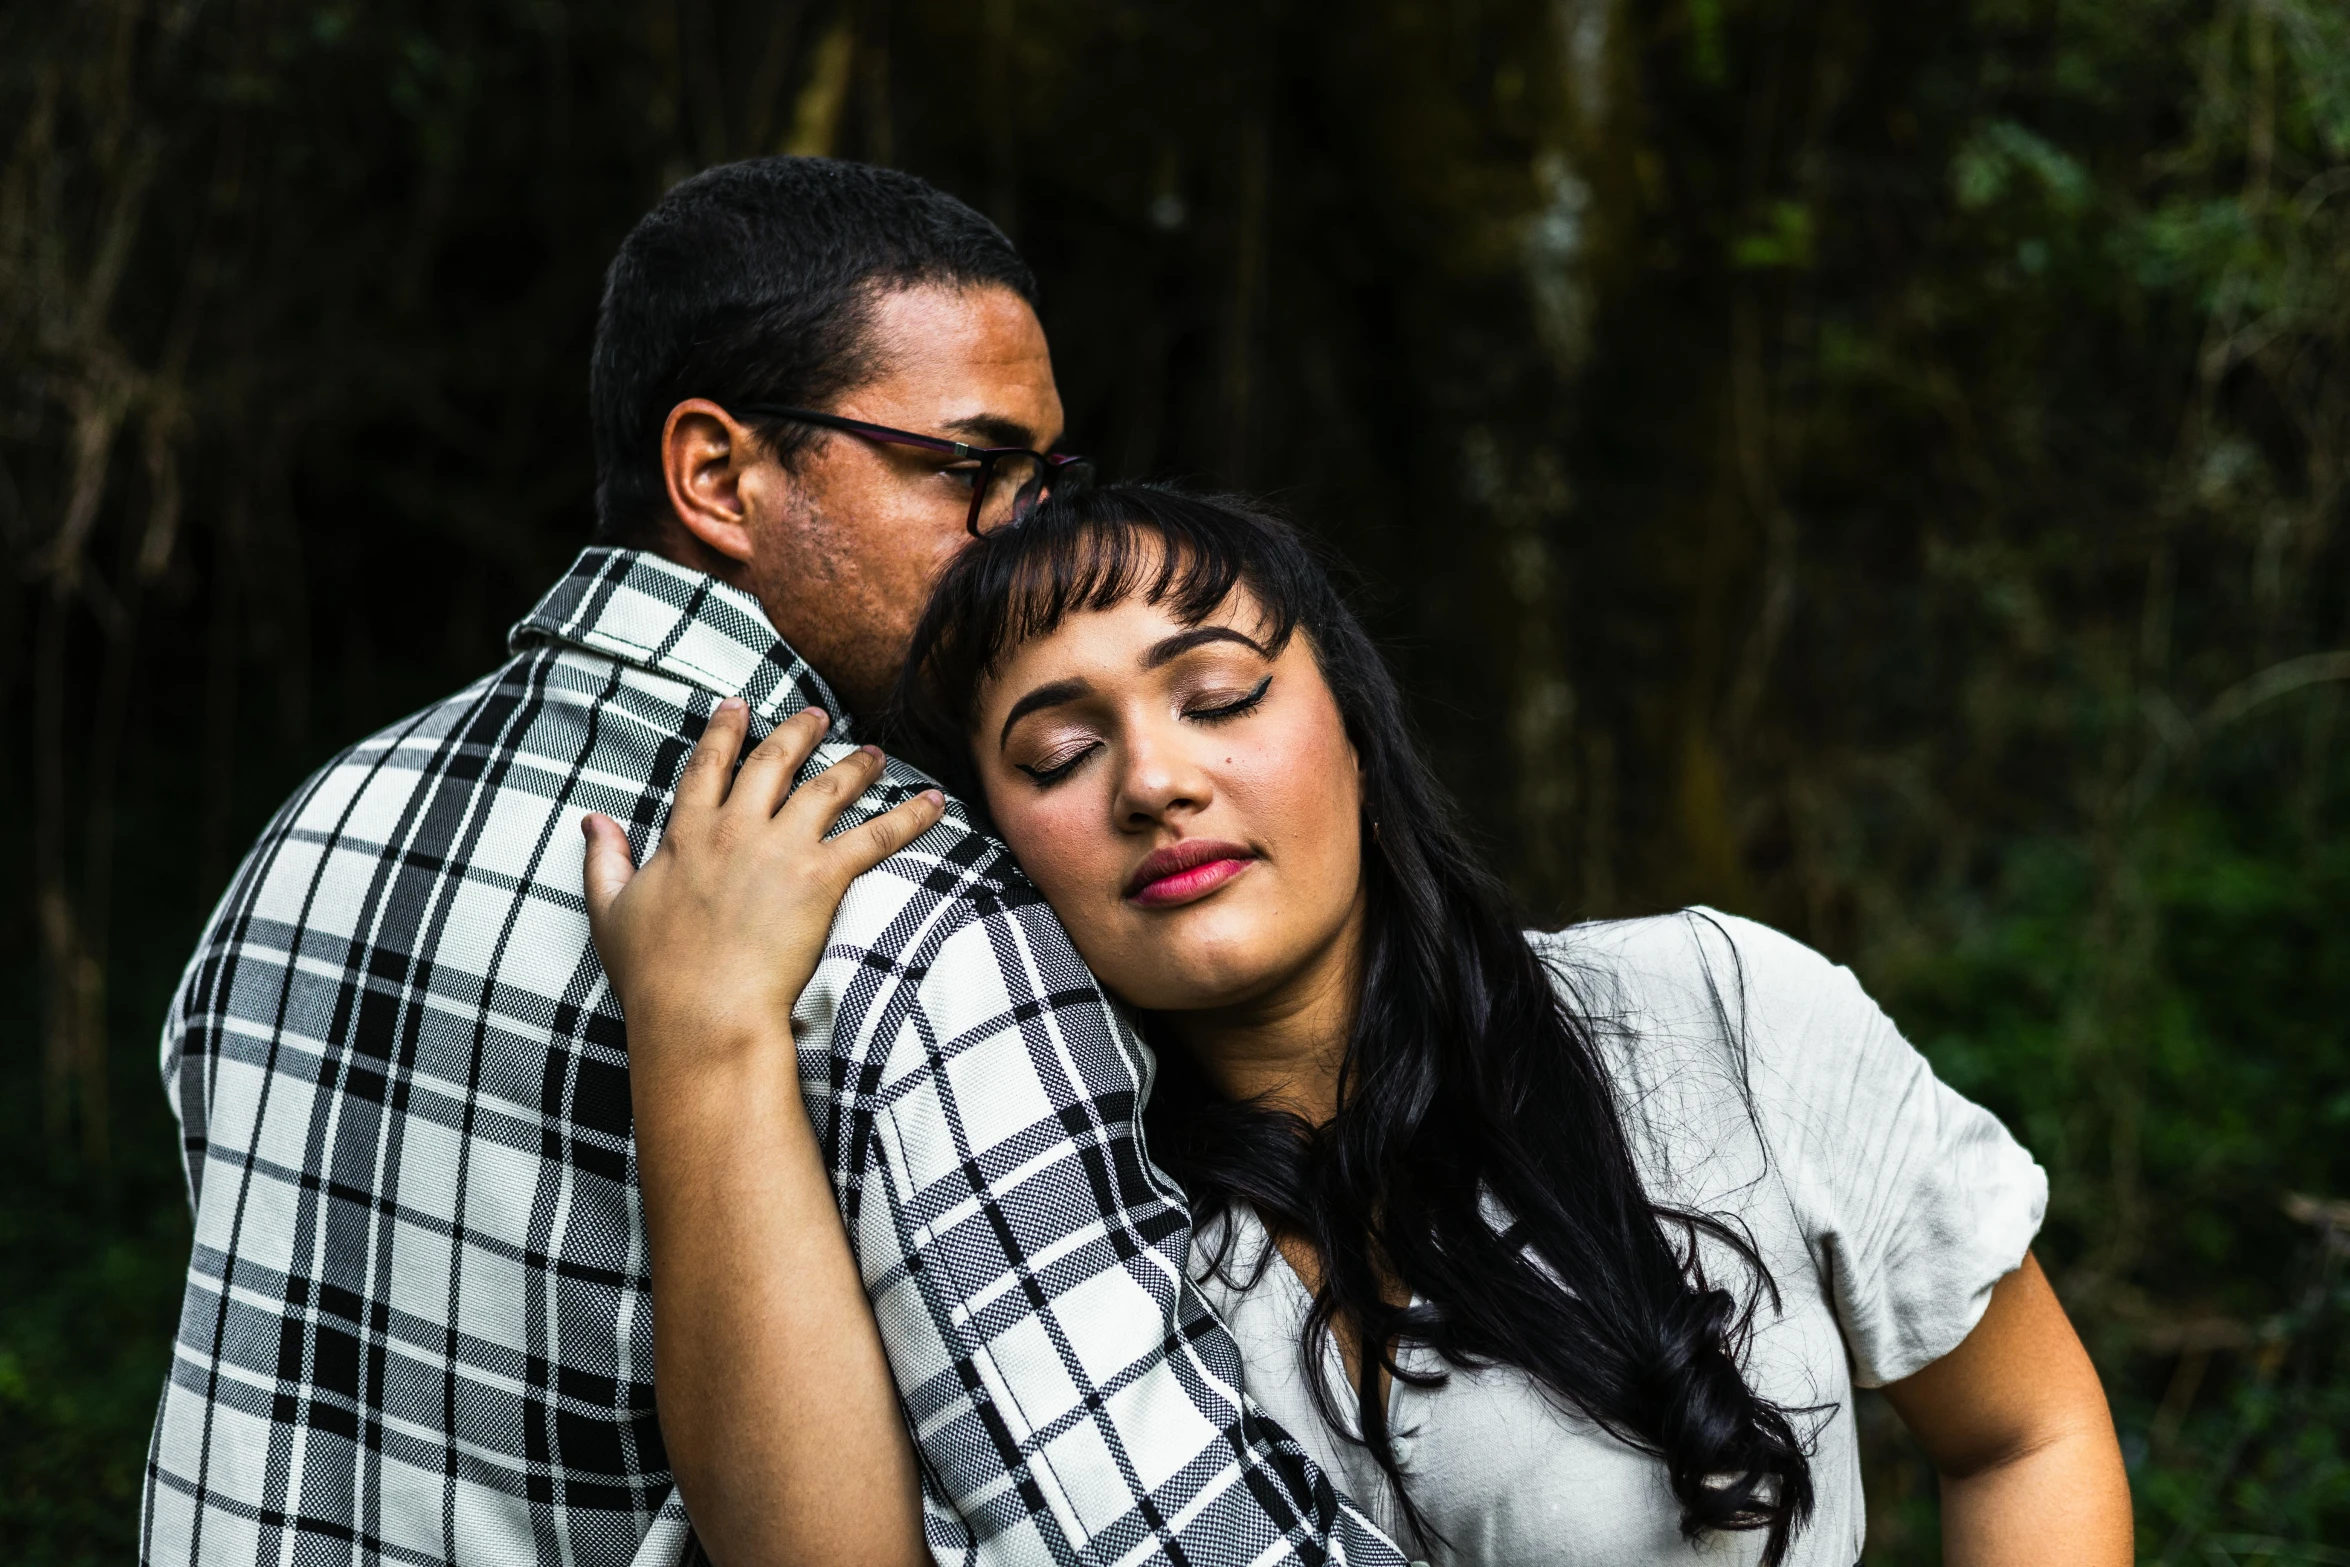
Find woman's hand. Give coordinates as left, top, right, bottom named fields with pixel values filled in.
left=580, top=698, right=944, bottom=1070
left=576, top=697, right=944, bottom=1567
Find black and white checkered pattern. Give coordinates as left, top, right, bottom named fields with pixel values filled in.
left=144, top=547, right=1400, bottom=1567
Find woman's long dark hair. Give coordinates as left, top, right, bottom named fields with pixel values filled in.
left=893, top=485, right=1815, bottom=1561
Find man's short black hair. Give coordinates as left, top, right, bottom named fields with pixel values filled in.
left=589, top=157, right=1037, bottom=544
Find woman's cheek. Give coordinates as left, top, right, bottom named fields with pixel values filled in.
left=1243, top=713, right=1355, bottom=854
left=1003, top=791, right=1119, bottom=912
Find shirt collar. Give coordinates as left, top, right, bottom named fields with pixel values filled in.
left=509, top=547, right=853, bottom=737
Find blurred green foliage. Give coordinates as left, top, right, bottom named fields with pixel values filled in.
left=4, top=0, right=2347, bottom=1560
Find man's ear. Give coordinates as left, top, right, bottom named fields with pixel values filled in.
left=660, top=400, right=766, bottom=564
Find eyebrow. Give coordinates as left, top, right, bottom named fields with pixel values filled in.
left=998, top=677, right=1092, bottom=748
left=938, top=412, right=1043, bottom=450
left=1142, top=625, right=1268, bottom=668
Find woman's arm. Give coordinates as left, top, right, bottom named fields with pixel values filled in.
left=1880, top=1252, right=2132, bottom=1567
left=582, top=699, right=944, bottom=1567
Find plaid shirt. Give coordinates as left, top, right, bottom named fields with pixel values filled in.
left=144, top=547, right=1402, bottom=1567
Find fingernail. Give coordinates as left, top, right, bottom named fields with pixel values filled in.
left=859, top=745, right=883, bottom=761
left=718, top=697, right=744, bottom=714
left=922, top=790, right=944, bottom=807
left=808, top=708, right=831, bottom=727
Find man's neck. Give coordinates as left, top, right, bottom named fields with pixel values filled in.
left=641, top=523, right=745, bottom=596
left=634, top=526, right=874, bottom=722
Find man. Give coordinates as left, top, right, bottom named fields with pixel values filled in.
left=143, top=158, right=1402, bottom=1566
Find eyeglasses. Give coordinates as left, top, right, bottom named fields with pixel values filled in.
left=737, top=404, right=1096, bottom=537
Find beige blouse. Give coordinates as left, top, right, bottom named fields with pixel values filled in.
left=1190, top=911, right=2047, bottom=1566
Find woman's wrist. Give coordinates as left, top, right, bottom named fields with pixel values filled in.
left=618, top=990, right=800, bottom=1073
left=626, top=1012, right=805, bottom=1128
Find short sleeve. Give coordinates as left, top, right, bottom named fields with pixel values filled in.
left=1546, top=911, right=2047, bottom=1390
left=1699, top=913, right=2047, bottom=1386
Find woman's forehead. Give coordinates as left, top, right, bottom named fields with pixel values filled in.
left=1002, top=586, right=1273, bottom=669
left=974, top=584, right=1284, bottom=715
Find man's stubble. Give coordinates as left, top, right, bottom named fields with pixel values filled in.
left=747, top=479, right=952, bottom=723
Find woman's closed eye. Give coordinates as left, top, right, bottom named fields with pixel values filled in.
left=1185, top=674, right=1272, bottom=723
left=1015, top=737, right=1100, bottom=785
left=1010, top=676, right=1271, bottom=787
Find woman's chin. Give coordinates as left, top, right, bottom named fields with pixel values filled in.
left=1085, top=887, right=1359, bottom=1019
left=1109, top=950, right=1292, bottom=1016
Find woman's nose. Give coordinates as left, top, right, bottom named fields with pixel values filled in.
left=1114, top=729, right=1213, bottom=827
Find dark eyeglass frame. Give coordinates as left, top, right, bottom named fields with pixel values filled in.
left=736, top=404, right=1093, bottom=537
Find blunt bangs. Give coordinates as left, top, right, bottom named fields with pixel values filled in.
left=892, top=485, right=1331, bottom=791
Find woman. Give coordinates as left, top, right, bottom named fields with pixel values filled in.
left=581, top=486, right=2132, bottom=1566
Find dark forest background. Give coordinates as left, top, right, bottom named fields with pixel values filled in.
left=5, top=0, right=2349, bottom=1560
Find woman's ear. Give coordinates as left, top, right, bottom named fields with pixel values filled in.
left=661, top=399, right=762, bottom=564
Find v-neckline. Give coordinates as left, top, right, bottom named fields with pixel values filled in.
left=1252, top=1207, right=1420, bottom=1438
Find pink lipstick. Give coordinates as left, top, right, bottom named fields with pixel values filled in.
left=1123, top=839, right=1258, bottom=908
